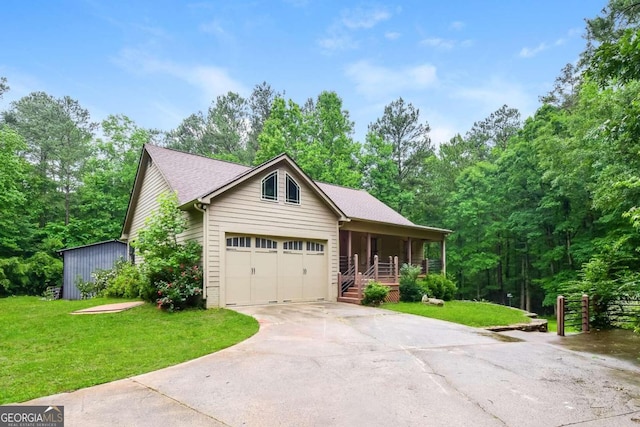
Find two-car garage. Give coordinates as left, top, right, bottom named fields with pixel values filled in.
left=224, top=234, right=328, bottom=306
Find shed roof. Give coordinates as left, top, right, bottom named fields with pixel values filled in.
left=57, top=239, right=126, bottom=255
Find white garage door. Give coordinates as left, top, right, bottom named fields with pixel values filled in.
left=225, top=235, right=327, bottom=306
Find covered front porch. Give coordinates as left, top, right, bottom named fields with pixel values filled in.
left=337, top=220, right=451, bottom=304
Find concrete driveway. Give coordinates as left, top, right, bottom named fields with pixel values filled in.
left=28, top=303, right=640, bottom=426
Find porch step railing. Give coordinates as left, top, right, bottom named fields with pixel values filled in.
left=340, top=263, right=356, bottom=295
left=338, top=254, right=399, bottom=303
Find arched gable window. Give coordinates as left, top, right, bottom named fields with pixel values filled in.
left=261, top=171, right=278, bottom=201
left=286, top=174, right=300, bottom=204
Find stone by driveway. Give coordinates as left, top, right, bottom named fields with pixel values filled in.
left=27, top=303, right=640, bottom=426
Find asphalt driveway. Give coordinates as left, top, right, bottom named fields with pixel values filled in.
left=28, top=303, right=640, bottom=426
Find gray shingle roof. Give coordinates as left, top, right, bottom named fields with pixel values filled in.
left=146, top=144, right=250, bottom=205
left=316, top=182, right=415, bottom=226
left=145, top=144, right=422, bottom=228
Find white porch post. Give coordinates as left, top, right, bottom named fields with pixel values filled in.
left=441, top=237, right=447, bottom=275
left=366, top=233, right=372, bottom=268
left=408, top=237, right=412, bottom=266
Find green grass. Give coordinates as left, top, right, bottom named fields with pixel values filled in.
left=543, top=316, right=558, bottom=332
left=540, top=316, right=579, bottom=334
left=0, top=296, right=259, bottom=404
left=382, top=300, right=532, bottom=327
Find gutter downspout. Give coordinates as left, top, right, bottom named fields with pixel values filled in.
left=194, top=201, right=208, bottom=304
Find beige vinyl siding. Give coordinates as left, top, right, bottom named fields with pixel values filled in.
left=128, top=162, right=171, bottom=259
left=205, top=165, right=339, bottom=307
left=177, top=208, right=203, bottom=246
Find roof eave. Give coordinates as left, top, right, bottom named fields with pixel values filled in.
left=342, top=217, right=452, bottom=236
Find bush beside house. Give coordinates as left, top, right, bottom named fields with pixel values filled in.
left=76, top=192, right=204, bottom=312
left=362, top=281, right=390, bottom=306
left=399, top=263, right=457, bottom=302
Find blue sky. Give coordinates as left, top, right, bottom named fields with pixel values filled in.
left=1, top=1, right=605, bottom=146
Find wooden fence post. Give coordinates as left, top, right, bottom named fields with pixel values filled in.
left=357, top=273, right=363, bottom=300
left=581, top=294, right=590, bottom=333
left=557, top=295, right=565, bottom=336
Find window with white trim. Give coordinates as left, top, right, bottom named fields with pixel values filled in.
left=256, top=238, right=278, bottom=249
left=306, top=241, right=324, bottom=252
left=226, top=236, right=251, bottom=248
left=261, top=171, right=278, bottom=201
left=283, top=240, right=303, bottom=251
left=285, top=174, right=300, bottom=204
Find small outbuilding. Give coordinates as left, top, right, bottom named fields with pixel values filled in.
left=58, top=240, right=128, bottom=300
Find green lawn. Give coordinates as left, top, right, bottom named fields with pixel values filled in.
left=0, top=296, right=259, bottom=404
left=382, top=300, right=532, bottom=327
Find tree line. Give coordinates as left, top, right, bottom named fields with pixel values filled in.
left=1, top=0, right=639, bottom=314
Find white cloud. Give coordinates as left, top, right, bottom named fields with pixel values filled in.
left=520, top=28, right=582, bottom=59
left=554, top=37, right=567, bottom=46
left=199, top=19, right=227, bottom=36
left=318, top=30, right=358, bottom=52
left=385, top=31, right=401, bottom=40
left=450, top=77, right=533, bottom=120
left=449, top=21, right=465, bottom=31
left=568, top=27, right=582, bottom=37
left=430, top=125, right=456, bottom=146
left=318, top=6, right=392, bottom=52
left=519, top=42, right=548, bottom=58
left=341, top=6, right=390, bottom=29
left=345, top=60, right=438, bottom=99
left=421, top=37, right=456, bottom=49
left=113, top=48, right=248, bottom=101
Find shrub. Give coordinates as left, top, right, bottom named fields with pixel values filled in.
left=75, top=275, right=98, bottom=299
left=92, top=267, right=117, bottom=296
left=133, top=192, right=204, bottom=311
left=362, top=281, right=389, bottom=306
left=102, top=260, right=145, bottom=299
left=156, top=264, right=203, bottom=311
left=559, top=255, right=640, bottom=329
left=399, top=263, right=422, bottom=302
left=419, top=274, right=457, bottom=301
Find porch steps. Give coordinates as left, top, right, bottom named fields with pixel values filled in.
left=337, top=296, right=362, bottom=305
left=338, top=283, right=400, bottom=305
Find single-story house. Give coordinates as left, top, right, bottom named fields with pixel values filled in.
left=121, top=144, right=452, bottom=308
left=58, top=239, right=128, bottom=300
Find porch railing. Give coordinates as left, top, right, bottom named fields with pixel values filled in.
left=366, top=255, right=398, bottom=283
left=421, top=259, right=442, bottom=274
left=339, top=255, right=349, bottom=274
left=338, top=254, right=399, bottom=300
